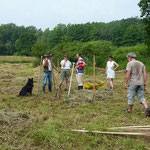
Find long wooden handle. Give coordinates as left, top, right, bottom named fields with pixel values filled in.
left=67, top=63, right=75, bottom=97
left=71, top=129, right=150, bottom=137
left=37, top=56, right=43, bottom=97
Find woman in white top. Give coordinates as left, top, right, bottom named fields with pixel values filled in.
left=105, top=56, right=119, bottom=90
left=59, top=55, right=72, bottom=91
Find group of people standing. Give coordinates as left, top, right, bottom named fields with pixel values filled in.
left=42, top=52, right=86, bottom=93
left=42, top=52, right=150, bottom=117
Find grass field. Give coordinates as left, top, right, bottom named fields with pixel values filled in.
left=0, top=56, right=150, bottom=150
left=0, top=56, right=36, bottom=64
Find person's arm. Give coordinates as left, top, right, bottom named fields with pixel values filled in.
left=62, top=59, right=67, bottom=67
left=52, top=61, right=59, bottom=72
left=43, top=59, right=47, bottom=67
left=105, top=62, right=108, bottom=76
left=124, top=70, right=131, bottom=89
left=83, top=61, right=86, bottom=66
left=75, top=61, right=79, bottom=69
left=114, top=61, right=119, bottom=71
left=70, top=61, right=73, bottom=67
left=143, top=68, right=147, bottom=88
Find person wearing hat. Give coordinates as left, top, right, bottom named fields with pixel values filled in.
left=42, top=52, right=59, bottom=93
left=105, top=56, right=119, bottom=90
left=124, top=52, right=150, bottom=117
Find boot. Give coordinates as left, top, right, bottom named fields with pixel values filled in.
left=43, top=87, right=45, bottom=94
left=78, top=86, right=83, bottom=90
left=48, top=86, right=52, bottom=92
left=78, top=86, right=80, bottom=90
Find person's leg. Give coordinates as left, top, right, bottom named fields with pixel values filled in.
left=137, top=85, right=148, bottom=109
left=109, top=78, right=113, bottom=89
left=42, top=72, right=48, bottom=93
left=64, top=79, right=68, bottom=91
left=48, top=72, right=52, bottom=92
left=59, top=69, right=65, bottom=90
left=78, top=73, right=83, bottom=89
left=59, top=80, right=64, bottom=89
left=111, top=78, right=114, bottom=89
left=127, top=85, right=136, bottom=112
left=64, top=70, right=69, bottom=90
left=76, top=73, right=80, bottom=90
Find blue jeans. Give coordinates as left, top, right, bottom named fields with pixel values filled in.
left=43, top=72, right=52, bottom=91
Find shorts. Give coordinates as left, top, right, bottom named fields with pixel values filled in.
left=61, top=69, right=70, bottom=80
left=128, top=85, right=146, bottom=105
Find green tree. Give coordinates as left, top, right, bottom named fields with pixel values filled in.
left=138, top=0, right=150, bottom=53
left=31, top=40, right=50, bottom=57
left=121, top=25, right=145, bottom=46
left=15, top=32, right=37, bottom=56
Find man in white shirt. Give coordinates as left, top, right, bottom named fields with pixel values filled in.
left=59, top=55, right=72, bottom=91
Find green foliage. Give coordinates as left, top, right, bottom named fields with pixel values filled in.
left=0, top=17, right=149, bottom=71
left=0, top=17, right=147, bottom=56
left=138, top=0, right=150, bottom=53
left=51, top=40, right=115, bottom=68
left=15, top=32, right=37, bottom=56
left=113, top=44, right=150, bottom=71
left=31, top=40, right=50, bottom=57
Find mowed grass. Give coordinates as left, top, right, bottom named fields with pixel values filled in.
left=0, top=56, right=150, bottom=150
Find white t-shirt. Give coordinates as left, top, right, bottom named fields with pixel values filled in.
left=60, top=60, right=71, bottom=69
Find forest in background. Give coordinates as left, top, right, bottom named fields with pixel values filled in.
left=0, top=17, right=149, bottom=69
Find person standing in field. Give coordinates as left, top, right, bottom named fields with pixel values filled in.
left=76, top=53, right=86, bottom=90
left=42, top=52, right=59, bottom=94
left=105, top=56, right=119, bottom=90
left=124, top=52, right=150, bottom=117
left=59, top=55, right=72, bottom=91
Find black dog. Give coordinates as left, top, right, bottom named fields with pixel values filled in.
left=18, top=78, right=34, bottom=97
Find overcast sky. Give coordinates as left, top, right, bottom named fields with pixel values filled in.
left=0, top=0, right=141, bottom=30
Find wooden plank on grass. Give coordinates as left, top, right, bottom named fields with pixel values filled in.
left=71, top=129, right=150, bottom=137
left=109, top=127, right=150, bottom=131
left=109, top=125, right=150, bottom=130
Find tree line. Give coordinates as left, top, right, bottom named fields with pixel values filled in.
left=0, top=16, right=150, bottom=70
left=0, top=17, right=146, bottom=56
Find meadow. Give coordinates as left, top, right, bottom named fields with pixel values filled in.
left=0, top=56, right=150, bottom=150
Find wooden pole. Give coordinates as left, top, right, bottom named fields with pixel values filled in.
left=57, top=58, right=59, bottom=85
left=52, top=71, right=57, bottom=97
left=57, top=58, right=61, bottom=99
left=66, top=63, right=75, bottom=101
left=93, top=55, right=96, bottom=102
left=37, top=56, right=43, bottom=97
left=71, top=129, right=150, bottom=137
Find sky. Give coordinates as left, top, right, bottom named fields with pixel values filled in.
left=0, top=0, right=141, bottom=30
